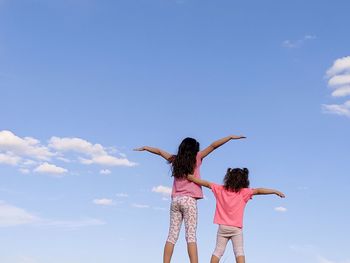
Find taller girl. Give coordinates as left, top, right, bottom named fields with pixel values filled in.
left=134, top=135, right=245, bottom=263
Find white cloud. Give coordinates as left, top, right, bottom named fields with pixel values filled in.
left=326, top=56, right=350, bottom=77
left=331, top=85, right=350, bottom=97
left=323, top=56, right=350, bottom=117
left=0, top=201, right=40, bottom=227
left=274, top=206, right=287, bottom=212
left=100, top=169, right=111, bottom=175
left=152, top=185, right=172, bottom=196
left=0, top=152, right=21, bottom=165
left=33, top=162, right=68, bottom=176
left=50, top=136, right=137, bottom=167
left=328, top=74, right=350, bottom=87
left=132, top=203, right=150, bottom=209
left=322, top=101, right=350, bottom=117
left=0, top=130, right=53, bottom=161
left=93, top=198, right=114, bottom=206
left=0, top=131, right=137, bottom=175
left=282, top=35, right=316, bottom=48
left=49, top=137, right=106, bottom=156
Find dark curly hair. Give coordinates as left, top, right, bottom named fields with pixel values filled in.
left=223, top=168, right=250, bottom=192
left=170, top=137, right=200, bottom=179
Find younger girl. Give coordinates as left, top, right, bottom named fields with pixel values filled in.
left=187, top=168, right=285, bottom=263
left=134, top=135, right=245, bottom=263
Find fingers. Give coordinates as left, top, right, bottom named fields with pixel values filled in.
left=133, top=147, right=144, bottom=151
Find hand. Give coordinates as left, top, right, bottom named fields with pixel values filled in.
left=275, top=191, right=285, bottom=198
left=231, top=135, right=246, bottom=139
left=133, top=147, right=146, bottom=151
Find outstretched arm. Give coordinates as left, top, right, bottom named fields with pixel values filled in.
left=253, top=188, right=285, bottom=198
left=134, top=146, right=173, bottom=161
left=187, top=175, right=212, bottom=189
left=200, top=135, right=246, bottom=159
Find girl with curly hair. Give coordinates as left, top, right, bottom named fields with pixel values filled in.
left=188, top=168, right=285, bottom=263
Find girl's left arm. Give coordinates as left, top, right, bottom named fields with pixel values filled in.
left=200, top=135, right=246, bottom=159
left=187, top=175, right=212, bottom=189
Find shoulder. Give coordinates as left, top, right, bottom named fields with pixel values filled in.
left=196, top=151, right=203, bottom=163
left=210, top=183, right=223, bottom=192
left=240, top=188, right=254, bottom=201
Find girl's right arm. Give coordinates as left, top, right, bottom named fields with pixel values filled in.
left=187, top=175, right=212, bottom=189
left=253, top=188, right=285, bottom=198
left=134, top=146, right=173, bottom=161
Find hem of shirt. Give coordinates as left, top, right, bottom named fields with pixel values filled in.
left=171, top=194, right=203, bottom=200
left=214, top=221, right=243, bottom=228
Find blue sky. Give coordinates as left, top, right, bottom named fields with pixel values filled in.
left=0, top=0, right=350, bottom=262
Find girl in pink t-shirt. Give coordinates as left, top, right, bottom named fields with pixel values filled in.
left=188, top=168, right=285, bottom=263
left=134, top=135, right=245, bottom=263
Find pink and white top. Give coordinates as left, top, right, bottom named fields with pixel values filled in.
left=171, top=152, right=203, bottom=199
left=210, top=184, right=254, bottom=228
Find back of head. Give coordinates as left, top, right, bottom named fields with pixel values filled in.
left=171, top=137, right=200, bottom=179
left=223, top=168, right=250, bottom=192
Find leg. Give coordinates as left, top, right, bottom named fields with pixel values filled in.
left=182, top=197, right=198, bottom=263
left=235, top=256, right=245, bottom=263
left=230, top=228, right=245, bottom=263
left=210, top=254, right=220, bottom=263
left=212, top=226, right=230, bottom=262
left=163, top=242, right=175, bottom=263
left=164, top=199, right=183, bottom=263
left=187, top=242, right=198, bottom=263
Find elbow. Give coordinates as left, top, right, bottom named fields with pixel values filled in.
left=209, top=144, right=217, bottom=150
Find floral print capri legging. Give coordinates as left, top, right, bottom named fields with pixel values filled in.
left=166, top=196, right=198, bottom=244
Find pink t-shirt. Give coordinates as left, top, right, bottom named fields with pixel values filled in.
left=171, top=152, right=203, bottom=199
left=210, top=183, right=254, bottom=228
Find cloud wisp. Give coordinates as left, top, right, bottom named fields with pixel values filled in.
left=274, top=206, right=288, bottom=212
left=152, top=185, right=172, bottom=196
left=93, top=198, right=114, bottom=206
left=282, top=35, right=316, bottom=49
left=0, top=200, right=105, bottom=228
left=132, top=203, right=150, bottom=209
left=290, top=244, right=350, bottom=263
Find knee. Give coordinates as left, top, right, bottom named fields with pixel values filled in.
left=185, top=229, right=197, bottom=243
left=186, top=236, right=197, bottom=243
left=233, top=246, right=245, bottom=258
left=166, top=235, right=178, bottom=245
left=212, top=248, right=225, bottom=259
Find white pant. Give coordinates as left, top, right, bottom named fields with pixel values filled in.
left=213, top=225, right=244, bottom=258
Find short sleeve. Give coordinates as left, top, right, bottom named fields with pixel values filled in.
left=241, top=188, right=254, bottom=202
left=196, top=152, right=202, bottom=166
left=210, top=183, right=221, bottom=198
